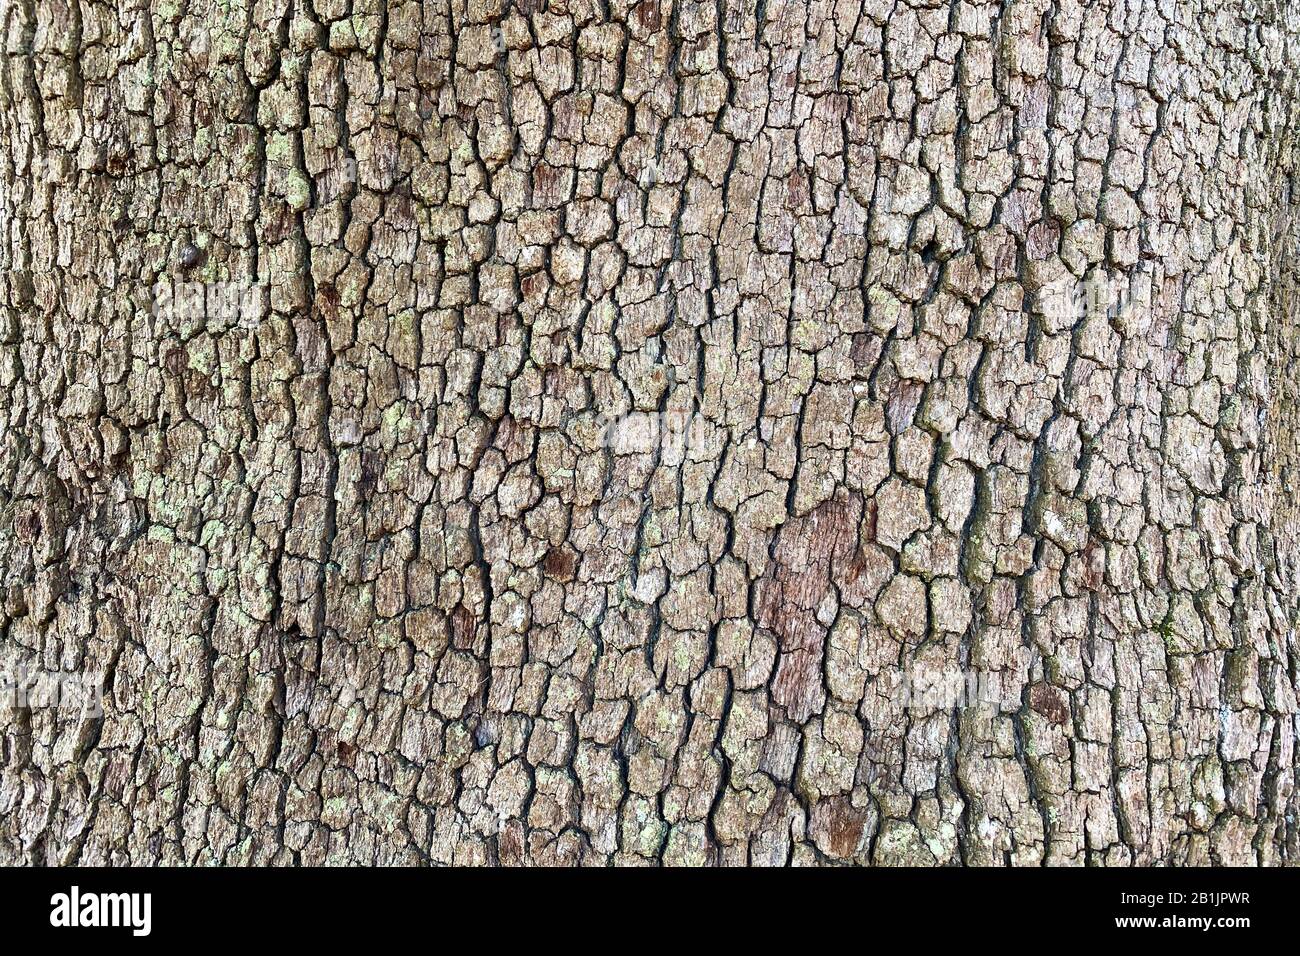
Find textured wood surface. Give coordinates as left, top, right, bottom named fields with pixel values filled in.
left=2, top=0, right=1299, bottom=865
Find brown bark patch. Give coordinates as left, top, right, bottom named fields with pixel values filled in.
left=757, top=490, right=863, bottom=722
left=634, top=1, right=663, bottom=31
left=811, top=796, right=870, bottom=859
left=451, top=605, right=478, bottom=650
left=543, top=546, right=577, bottom=582
left=1028, top=683, right=1069, bottom=726
left=314, top=283, right=340, bottom=323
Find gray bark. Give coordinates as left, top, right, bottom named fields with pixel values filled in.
left=1, top=0, right=1299, bottom=865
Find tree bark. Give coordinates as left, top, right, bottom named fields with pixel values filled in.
left=2, top=0, right=1299, bottom=866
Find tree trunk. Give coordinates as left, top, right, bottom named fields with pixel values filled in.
left=2, top=0, right=1299, bottom=866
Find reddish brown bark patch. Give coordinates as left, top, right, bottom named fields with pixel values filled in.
left=497, top=819, right=526, bottom=866
left=756, top=490, right=863, bottom=722
left=542, top=546, right=577, bottom=582
left=634, top=0, right=663, bottom=30
left=811, top=796, right=871, bottom=859
left=1028, top=683, right=1070, bottom=725
left=450, top=605, right=478, bottom=650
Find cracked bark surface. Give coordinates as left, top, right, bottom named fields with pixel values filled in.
left=2, top=0, right=1300, bottom=866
